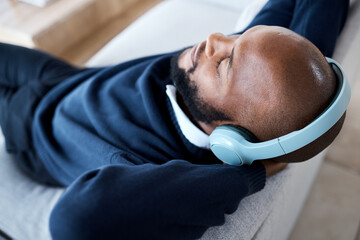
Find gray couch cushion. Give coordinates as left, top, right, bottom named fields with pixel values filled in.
left=0, top=132, right=63, bottom=240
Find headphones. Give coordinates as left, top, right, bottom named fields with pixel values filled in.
left=209, top=57, right=351, bottom=166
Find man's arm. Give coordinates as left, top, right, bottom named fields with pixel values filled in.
left=239, top=0, right=349, bottom=56
left=49, top=160, right=265, bottom=240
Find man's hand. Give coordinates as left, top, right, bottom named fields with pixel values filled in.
left=261, top=160, right=288, bottom=177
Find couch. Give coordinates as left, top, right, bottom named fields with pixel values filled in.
left=1, top=0, right=359, bottom=239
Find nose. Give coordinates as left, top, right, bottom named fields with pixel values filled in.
left=205, top=33, right=234, bottom=58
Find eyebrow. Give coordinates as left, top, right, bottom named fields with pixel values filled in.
left=227, top=47, right=235, bottom=76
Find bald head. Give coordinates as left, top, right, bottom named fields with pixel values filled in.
left=237, top=26, right=337, bottom=141
left=174, top=25, right=346, bottom=163
left=234, top=26, right=344, bottom=162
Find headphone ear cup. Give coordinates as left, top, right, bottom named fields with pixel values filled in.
left=209, top=124, right=258, bottom=166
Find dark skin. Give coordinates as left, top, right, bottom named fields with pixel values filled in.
left=177, top=25, right=345, bottom=176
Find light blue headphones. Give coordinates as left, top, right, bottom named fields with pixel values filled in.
left=209, top=57, right=351, bottom=166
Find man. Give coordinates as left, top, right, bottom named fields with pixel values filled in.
left=0, top=0, right=349, bottom=239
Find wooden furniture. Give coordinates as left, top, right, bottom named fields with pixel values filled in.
left=0, top=0, right=139, bottom=56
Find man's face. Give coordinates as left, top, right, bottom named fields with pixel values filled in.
left=170, top=51, right=232, bottom=126
left=173, top=25, right=332, bottom=140
left=175, top=26, right=281, bottom=135
left=176, top=32, right=243, bottom=119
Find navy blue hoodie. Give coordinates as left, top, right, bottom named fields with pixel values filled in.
left=33, top=52, right=265, bottom=239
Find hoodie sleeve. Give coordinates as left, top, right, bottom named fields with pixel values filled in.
left=49, top=159, right=265, bottom=240
left=236, top=0, right=349, bottom=56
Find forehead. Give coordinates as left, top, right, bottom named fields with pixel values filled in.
left=235, top=26, right=303, bottom=52
left=226, top=27, right=303, bottom=115
left=230, top=26, right=305, bottom=76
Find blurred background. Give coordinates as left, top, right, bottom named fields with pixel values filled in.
left=0, top=0, right=162, bottom=65
left=0, top=0, right=359, bottom=239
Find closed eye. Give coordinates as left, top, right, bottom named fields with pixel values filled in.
left=216, top=56, right=230, bottom=79
left=227, top=47, right=235, bottom=76
left=216, top=56, right=228, bottom=68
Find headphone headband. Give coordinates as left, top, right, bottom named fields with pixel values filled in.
left=209, top=57, right=351, bottom=165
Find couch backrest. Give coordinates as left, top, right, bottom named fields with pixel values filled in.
left=333, top=0, right=360, bottom=85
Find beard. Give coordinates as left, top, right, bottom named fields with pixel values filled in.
left=169, top=50, right=231, bottom=124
